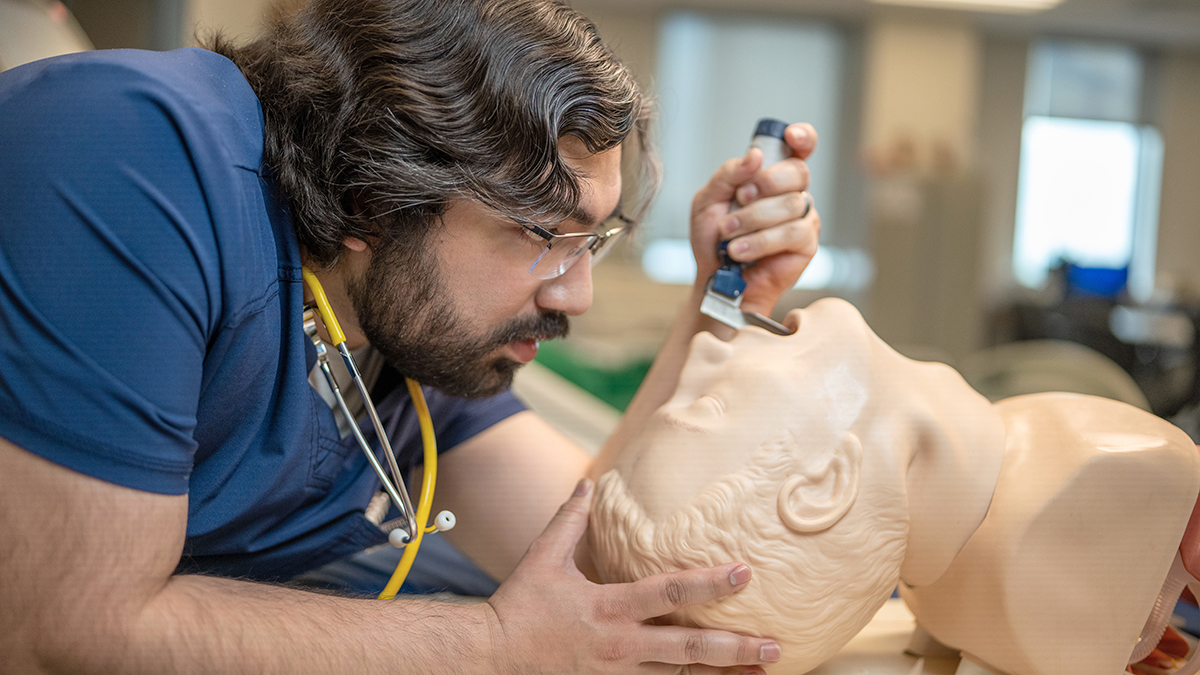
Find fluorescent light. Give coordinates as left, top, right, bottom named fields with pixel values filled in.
left=871, top=0, right=1062, bottom=13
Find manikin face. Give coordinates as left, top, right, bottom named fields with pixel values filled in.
left=591, top=298, right=1007, bottom=674
left=611, top=298, right=1005, bottom=582
left=350, top=139, right=622, bottom=398
left=615, top=298, right=898, bottom=524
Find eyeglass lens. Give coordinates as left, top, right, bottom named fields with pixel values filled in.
left=528, top=223, right=626, bottom=280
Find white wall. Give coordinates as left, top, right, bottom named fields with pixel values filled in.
left=859, top=15, right=989, bottom=360
left=1156, top=51, right=1200, bottom=302
left=977, top=36, right=1028, bottom=306
left=861, top=14, right=982, bottom=171
left=184, top=0, right=275, bottom=45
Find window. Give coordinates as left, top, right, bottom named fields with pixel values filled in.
left=1012, top=40, right=1163, bottom=299
left=643, top=12, right=869, bottom=291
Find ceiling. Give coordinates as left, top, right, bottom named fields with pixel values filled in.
left=576, top=0, right=1200, bottom=49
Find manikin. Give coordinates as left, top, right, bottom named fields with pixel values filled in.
left=589, top=298, right=1200, bottom=675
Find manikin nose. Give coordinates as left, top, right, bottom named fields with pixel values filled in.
left=692, top=331, right=735, bottom=364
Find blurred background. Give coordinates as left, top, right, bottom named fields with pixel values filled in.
left=4, top=0, right=1200, bottom=441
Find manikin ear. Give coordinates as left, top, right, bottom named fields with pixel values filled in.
left=777, top=434, right=863, bottom=533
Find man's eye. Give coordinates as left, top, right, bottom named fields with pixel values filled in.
left=519, top=227, right=545, bottom=245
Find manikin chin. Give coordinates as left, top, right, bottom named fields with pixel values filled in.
left=589, top=298, right=1200, bottom=675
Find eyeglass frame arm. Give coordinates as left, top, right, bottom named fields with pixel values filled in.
left=522, top=215, right=633, bottom=279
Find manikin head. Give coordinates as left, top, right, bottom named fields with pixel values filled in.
left=589, top=298, right=1007, bottom=674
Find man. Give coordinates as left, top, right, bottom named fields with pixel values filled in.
left=0, top=0, right=821, bottom=672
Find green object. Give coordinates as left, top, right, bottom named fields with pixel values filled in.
left=534, top=341, right=652, bottom=412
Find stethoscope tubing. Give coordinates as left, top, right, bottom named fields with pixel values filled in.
left=301, top=267, right=440, bottom=599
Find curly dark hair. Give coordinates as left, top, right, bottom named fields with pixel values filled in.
left=211, top=0, right=658, bottom=268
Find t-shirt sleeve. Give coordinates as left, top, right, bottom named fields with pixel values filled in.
left=0, top=58, right=222, bottom=494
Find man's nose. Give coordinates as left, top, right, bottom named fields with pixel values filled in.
left=535, top=253, right=593, bottom=316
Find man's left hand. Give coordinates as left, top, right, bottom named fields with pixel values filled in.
left=689, top=122, right=821, bottom=317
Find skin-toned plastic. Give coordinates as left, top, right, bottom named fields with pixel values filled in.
left=590, top=298, right=1008, bottom=674
left=901, top=393, right=1199, bottom=675
left=589, top=297, right=1200, bottom=675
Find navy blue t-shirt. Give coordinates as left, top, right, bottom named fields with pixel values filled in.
left=0, top=49, right=524, bottom=580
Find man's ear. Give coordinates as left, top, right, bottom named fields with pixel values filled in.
left=777, top=434, right=863, bottom=533
left=343, top=237, right=369, bottom=252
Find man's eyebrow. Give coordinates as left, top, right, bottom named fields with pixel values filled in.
left=569, top=199, right=623, bottom=231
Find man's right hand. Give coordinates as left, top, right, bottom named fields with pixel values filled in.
left=486, top=479, right=781, bottom=675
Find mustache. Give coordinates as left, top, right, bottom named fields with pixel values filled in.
left=487, top=310, right=571, bottom=347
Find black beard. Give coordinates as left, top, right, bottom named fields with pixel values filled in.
left=348, top=239, right=570, bottom=399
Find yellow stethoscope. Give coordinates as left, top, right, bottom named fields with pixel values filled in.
left=301, top=267, right=450, bottom=600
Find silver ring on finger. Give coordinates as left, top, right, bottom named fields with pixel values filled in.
left=799, top=190, right=813, bottom=218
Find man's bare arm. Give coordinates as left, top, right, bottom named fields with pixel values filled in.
left=0, top=435, right=493, bottom=675
left=0, top=435, right=777, bottom=675
left=424, top=411, right=595, bottom=581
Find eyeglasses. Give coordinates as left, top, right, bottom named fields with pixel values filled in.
left=519, top=213, right=634, bottom=280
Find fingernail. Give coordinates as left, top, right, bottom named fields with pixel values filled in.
left=574, top=478, right=591, bottom=497
left=760, top=643, right=782, bottom=663
left=721, top=216, right=739, bottom=237
left=729, top=564, right=751, bottom=587
left=731, top=240, right=750, bottom=256
left=790, top=126, right=809, bottom=141
left=736, top=184, right=758, bottom=204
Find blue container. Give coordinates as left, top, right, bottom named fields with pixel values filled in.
left=1065, top=263, right=1128, bottom=299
